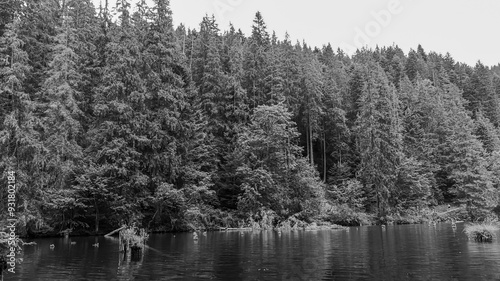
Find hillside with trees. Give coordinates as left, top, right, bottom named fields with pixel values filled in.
left=1, top=0, right=500, bottom=236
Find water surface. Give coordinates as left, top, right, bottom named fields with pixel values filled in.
left=6, top=223, right=500, bottom=280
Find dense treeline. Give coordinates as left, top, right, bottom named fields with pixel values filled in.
left=1, top=0, right=500, bottom=235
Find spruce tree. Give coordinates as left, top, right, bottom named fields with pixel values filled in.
left=243, top=11, right=270, bottom=107
left=437, top=82, right=494, bottom=220
left=39, top=2, right=88, bottom=229
left=355, top=63, right=403, bottom=217
left=0, top=17, right=43, bottom=235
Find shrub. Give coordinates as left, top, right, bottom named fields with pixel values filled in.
left=327, top=179, right=366, bottom=210
left=464, top=223, right=499, bottom=242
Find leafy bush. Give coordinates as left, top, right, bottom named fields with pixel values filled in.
left=327, top=179, right=366, bottom=210
left=464, top=223, right=499, bottom=242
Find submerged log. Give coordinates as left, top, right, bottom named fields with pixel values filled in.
left=105, top=225, right=127, bottom=237
left=436, top=207, right=462, bottom=216
left=218, top=227, right=253, bottom=231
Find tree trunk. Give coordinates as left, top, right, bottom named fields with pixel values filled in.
left=286, top=136, right=290, bottom=171
left=189, top=35, right=194, bottom=74
left=323, top=132, right=326, bottom=182
left=306, top=123, right=310, bottom=161
left=309, top=114, right=313, bottom=165
left=94, top=197, right=99, bottom=233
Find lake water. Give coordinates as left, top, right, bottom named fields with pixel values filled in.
left=5, top=223, right=500, bottom=280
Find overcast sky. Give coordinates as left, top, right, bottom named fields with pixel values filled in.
left=94, top=0, right=500, bottom=66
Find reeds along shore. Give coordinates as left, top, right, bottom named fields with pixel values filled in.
left=464, top=223, right=499, bottom=242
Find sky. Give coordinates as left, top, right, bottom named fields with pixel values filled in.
left=94, top=0, right=500, bottom=66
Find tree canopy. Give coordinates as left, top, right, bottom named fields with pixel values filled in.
left=1, top=2, right=500, bottom=235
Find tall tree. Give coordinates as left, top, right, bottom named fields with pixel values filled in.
left=213, top=24, right=250, bottom=209
left=39, top=1, right=88, bottom=230
left=243, top=11, right=270, bottom=107
left=234, top=103, right=324, bottom=220
left=0, top=17, right=43, bottom=235
left=435, top=81, right=495, bottom=219
left=299, top=45, right=323, bottom=165
left=464, top=61, right=500, bottom=126
left=355, top=63, right=403, bottom=217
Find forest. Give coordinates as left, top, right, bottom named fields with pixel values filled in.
left=1, top=0, right=500, bottom=237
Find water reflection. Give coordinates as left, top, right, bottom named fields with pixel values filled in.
left=7, top=224, right=500, bottom=280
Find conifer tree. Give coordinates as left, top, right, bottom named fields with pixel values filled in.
left=463, top=62, right=498, bottom=124
left=235, top=103, right=324, bottom=220
left=474, top=111, right=500, bottom=153
left=436, top=82, right=494, bottom=219
left=299, top=45, right=324, bottom=165
left=399, top=77, right=440, bottom=205
left=39, top=1, right=88, bottom=229
left=405, top=49, right=419, bottom=82
left=243, top=11, right=270, bottom=107
left=0, top=17, right=43, bottom=234
left=83, top=0, right=148, bottom=227
left=355, top=63, right=403, bottom=217
left=213, top=25, right=251, bottom=209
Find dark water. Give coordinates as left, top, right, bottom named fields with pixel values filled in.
left=5, top=223, right=500, bottom=280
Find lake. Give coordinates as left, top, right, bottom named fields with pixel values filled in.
left=5, top=223, right=500, bottom=280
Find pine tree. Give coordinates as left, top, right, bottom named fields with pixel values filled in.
left=399, top=77, right=440, bottom=205
left=0, top=17, right=44, bottom=235
left=21, top=0, right=60, bottom=94
left=264, top=32, right=286, bottom=105
left=193, top=15, right=225, bottom=122
left=320, top=62, right=348, bottom=184
left=379, top=45, right=405, bottom=88
left=405, top=49, right=418, bottom=82
left=341, top=63, right=366, bottom=185
left=355, top=63, right=403, bottom=217
left=0, top=0, right=22, bottom=37
left=474, top=111, right=500, bottom=153
left=276, top=33, right=302, bottom=112
left=39, top=2, right=87, bottom=229
left=299, top=44, right=324, bottom=166
left=417, top=44, right=427, bottom=62
left=214, top=24, right=250, bottom=209
left=243, top=11, right=270, bottom=107
left=464, top=61, right=500, bottom=126
left=436, top=82, right=494, bottom=220
left=83, top=0, right=148, bottom=228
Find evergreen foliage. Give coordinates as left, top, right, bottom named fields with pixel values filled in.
left=1, top=3, right=500, bottom=235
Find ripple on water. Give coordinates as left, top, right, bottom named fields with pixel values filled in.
left=10, top=225, right=500, bottom=280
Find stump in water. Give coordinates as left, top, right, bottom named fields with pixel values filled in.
left=119, top=231, right=125, bottom=253
left=118, top=225, right=149, bottom=262
left=130, top=244, right=142, bottom=261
